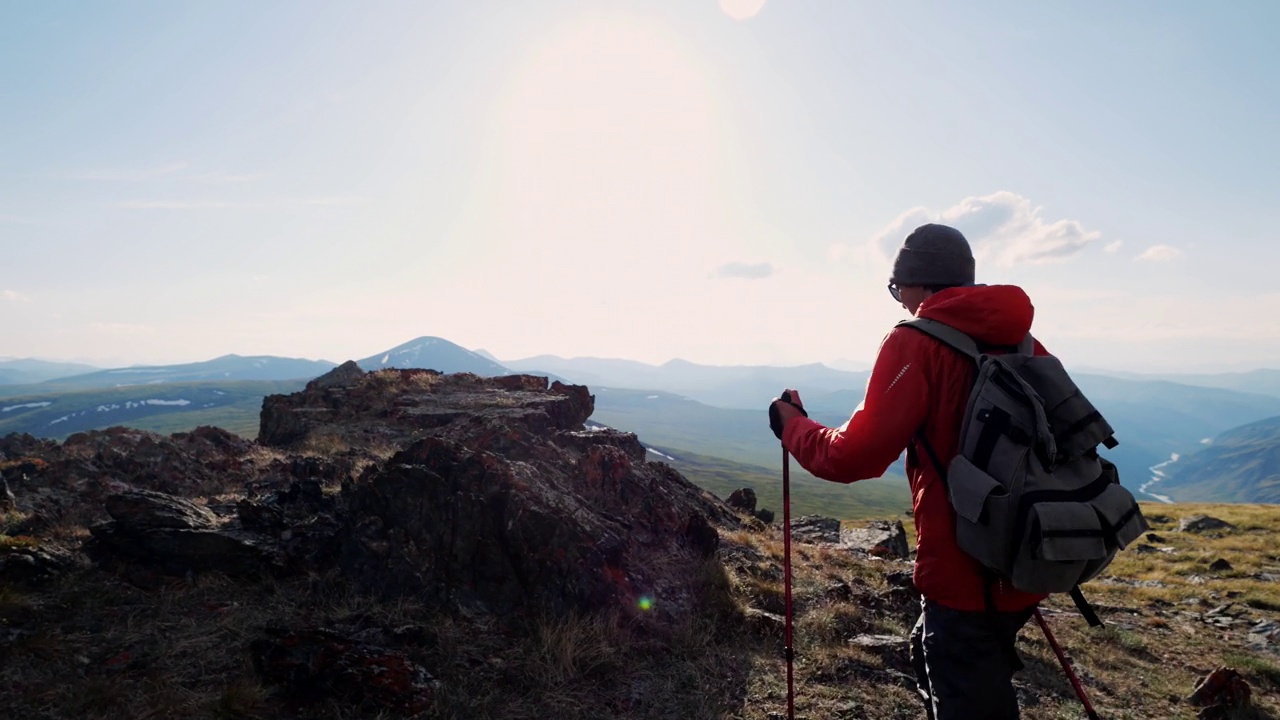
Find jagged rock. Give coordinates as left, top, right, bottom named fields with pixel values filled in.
left=885, top=570, right=915, bottom=589
left=0, top=543, right=79, bottom=585
left=1188, top=667, right=1251, bottom=719
left=1247, top=620, right=1280, bottom=648
left=849, top=634, right=905, bottom=648
left=727, top=488, right=757, bottom=513
left=90, top=490, right=277, bottom=575
left=236, top=498, right=285, bottom=532
left=338, top=430, right=734, bottom=620
left=754, top=508, right=775, bottom=524
left=105, top=489, right=217, bottom=530
left=743, top=607, right=786, bottom=637
left=1179, top=515, right=1237, bottom=533
left=1209, top=558, right=1233, bottom=572
left=842, top=520, right=910, bottom=559
left=251, top=626, right=436, bottom=714
left=309, top=360, right=366, bottom=390
left=790, top=515, right=841, bottom=544
left=90, top=522, right=276, bottom=576
left=259, top=369, right=594, bottom=450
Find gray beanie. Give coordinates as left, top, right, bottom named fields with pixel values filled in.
left=890, top=223, right=975, bottom=287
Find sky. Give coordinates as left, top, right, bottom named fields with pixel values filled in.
left=3, top=1, right=1278, bottom=374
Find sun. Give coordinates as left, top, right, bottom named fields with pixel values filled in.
left=719, top=0, right=767, bottom=21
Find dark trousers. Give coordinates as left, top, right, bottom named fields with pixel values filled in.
left=909, top=598, right=1035, bottom=720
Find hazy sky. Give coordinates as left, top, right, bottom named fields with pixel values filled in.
left=3, top=1, right=1278, bottom=373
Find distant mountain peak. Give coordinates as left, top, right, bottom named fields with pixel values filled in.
left=357, top=337, right=509, bottom=377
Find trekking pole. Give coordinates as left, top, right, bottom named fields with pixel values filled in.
left=781, top=444, right=796, bottom=720
left=1033, top=609, right=1101, bottom=720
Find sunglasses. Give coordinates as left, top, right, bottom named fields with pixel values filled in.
left=887, top=282, right=901, bottom=303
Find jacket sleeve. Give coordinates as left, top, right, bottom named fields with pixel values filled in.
left=781, top=328, right=931, bottom=483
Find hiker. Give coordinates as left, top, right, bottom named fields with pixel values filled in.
left=768, top=223, right=1047, bottom=720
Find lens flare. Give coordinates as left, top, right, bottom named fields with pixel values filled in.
left=637, top=595, right=655, bottom=611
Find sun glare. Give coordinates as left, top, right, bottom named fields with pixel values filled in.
left=719, top=0, right=767, bottom=21
left=487, top=14, right=729, bottom=278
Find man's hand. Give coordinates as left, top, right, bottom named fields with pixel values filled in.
left=768, top=389, right=808, bottom=440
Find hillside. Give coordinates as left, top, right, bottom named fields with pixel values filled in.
left=1, top=370, right=1277, bottom=720
left=1155, top=415, right=1280, bottom=503
left=503, top=354, right=868, bottom=410
left=0, top=355, right=335, bottom=397
left=0, top=380, right=305, bottom=440
left=0, top=359, right=101, bottom=386
left=591, top=387, right=912, bottom=519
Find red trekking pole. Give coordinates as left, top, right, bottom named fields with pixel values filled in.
left=781, top=445, right=796, bottom=720
left=1034, top=609, right=1101, bottom=720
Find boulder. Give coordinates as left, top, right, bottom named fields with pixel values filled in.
left=338, top=433, right=731, bottom=620
left=727, top=488, right=757, bottom=514
left=842, top=520, right=910, bottom=559
left=1188, top=667, right=1251, bottom=719
left=1179, top=515, right=1237, bottom=533
left=790, top=515, right=841, bottom=544
left=90, top=490, right=277, bottom=575
left=104, top=489, right=217, bottom=530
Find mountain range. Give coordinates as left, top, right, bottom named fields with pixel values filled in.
left=2, top=337, right=1279, bottom=510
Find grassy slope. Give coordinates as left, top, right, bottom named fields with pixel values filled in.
left=652, top=448, right=910, bottom=521
left=3, top=502, right=1278, bottom=719
left=0, top=380, right=303, bottom=440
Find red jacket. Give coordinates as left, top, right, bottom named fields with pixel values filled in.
left=782, top=285, right=1047, bottom=612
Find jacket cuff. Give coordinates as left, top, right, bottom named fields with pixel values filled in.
left=782, top=415, right=822, bottom=455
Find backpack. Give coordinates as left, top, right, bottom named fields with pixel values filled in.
left=901, top=318, right=1150, bottom=619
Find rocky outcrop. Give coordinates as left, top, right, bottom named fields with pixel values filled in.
left=1180, top=515, right=1237, bottom=533
left=251, top=626, right=437, bottom=714
left=842, top=519, right=911, bottom=559
left=88, top=489, right=278, bottom=575
left=790, top=515, right=842, bottom=544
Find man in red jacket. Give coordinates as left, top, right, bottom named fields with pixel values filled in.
left=769, top=223, right=1046, bottom=720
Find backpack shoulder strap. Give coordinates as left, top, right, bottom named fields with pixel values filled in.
left=900, top=318, right=1037, bottom=358
left=898, top=318, right=981, bottom=360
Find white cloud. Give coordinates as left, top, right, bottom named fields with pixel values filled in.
left=1104, top=240, right=1124, bottom=254
left=712, top=261, right=775, bottom=280
left=1135, top=244, right=1183, bottom=262
left=2, top=290, right=32, bottom=303
left=869, top=191, right=1102, bottom=268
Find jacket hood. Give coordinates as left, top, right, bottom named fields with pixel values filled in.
left=915, top=285, right=1035, bottom=347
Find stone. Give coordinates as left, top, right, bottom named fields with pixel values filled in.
left=1188, top=667, right=1251, bottom=718
left=790, top=515, right=841, bottom=544
left=0, top=543, right=79, bottom=585
left=841, top=520, right=910, bottom=559
left=1179, top=515, right=1237, bottom=533
left=1209, top=558, right=1233, bottom=572
left=726, top=488, right=758, bottom=514
left=251, top=626, right=436, bottom=714
left=104, top=489, right=217, bottom=530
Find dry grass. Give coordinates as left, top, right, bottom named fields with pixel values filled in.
left=3, top=502, right=1279, bottom=719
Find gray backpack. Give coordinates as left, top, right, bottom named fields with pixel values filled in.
left=902, top=318, right=1149, bottom=614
